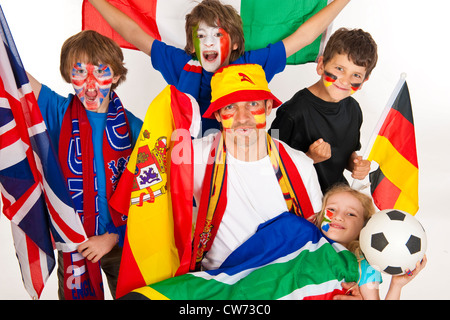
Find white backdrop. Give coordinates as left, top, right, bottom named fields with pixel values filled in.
left=0, top=0, right=449, bottom=300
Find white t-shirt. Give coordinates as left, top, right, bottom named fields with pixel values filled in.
left=193, top=133, right=322, bottom=270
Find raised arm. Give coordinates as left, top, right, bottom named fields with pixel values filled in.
left=282, top=0, right=350, bottom=58
left=88, top=0, right=154, bottom=56
left=385, top=255, right=427, bottom=300
left=26, top=72, right=42, bottom=101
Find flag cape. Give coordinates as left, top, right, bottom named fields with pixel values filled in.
left=0, top=6, right=87, bottom=299
left=190, top=133, right=315, bottom=271
left=82, top=0, right=332, bottom=65
left=110, top=85, right=200, bottom=298
left=125, top=212, right=359, bottom=300
left=366, top=76, right=419, bottom=215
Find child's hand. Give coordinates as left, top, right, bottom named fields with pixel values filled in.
left=77, top=232, right=119, bottom=263
left=333, top=282, right=363, bottom=300
left=391, top=255, right=427, bottom=288
left=306, top=138, right=331, bottom=164
left=351, top=156, right=371, bottom=180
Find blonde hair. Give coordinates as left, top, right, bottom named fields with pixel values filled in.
left=60, top=30, right=127, bottom=90
left=315, top=184, right=375, bottom=260
left=184, top=0, right=245, bottom=63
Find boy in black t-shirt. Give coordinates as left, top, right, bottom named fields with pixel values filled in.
left=270, top=28, right=378, bottom=193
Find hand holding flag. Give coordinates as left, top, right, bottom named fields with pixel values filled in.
left=354, top=74, right=419, bottom=215
left=350, top=154, right=371, bottom=180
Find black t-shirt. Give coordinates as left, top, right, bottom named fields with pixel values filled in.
left=269, top=88, right=362, bottom=193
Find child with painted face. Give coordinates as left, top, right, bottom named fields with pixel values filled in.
left=316, top=184, right=427, bottom=300
left=27, top=30, right=143, bottom=299
left=88, top=0, right=350, bottom=135
left=270, top=28, right=378, bottom=193
left=70, top=62, right=116, bottom=112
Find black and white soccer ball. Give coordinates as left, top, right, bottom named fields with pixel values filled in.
left=360, top=209, right=427, bottom=275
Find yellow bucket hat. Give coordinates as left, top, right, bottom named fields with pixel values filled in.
left=203, top=64, right=282, bottom=119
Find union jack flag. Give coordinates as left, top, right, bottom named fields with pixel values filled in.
left=0, top=6, right=87, bottom=299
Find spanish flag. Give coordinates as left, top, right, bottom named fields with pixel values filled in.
left=367, top=76, right=419, bottom=215
left=109, top=85, right=200, bottom=298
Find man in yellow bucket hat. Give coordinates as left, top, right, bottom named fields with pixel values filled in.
left=188, top=64, right=362, bottom=299
left=202, top=63, right=283, bottom=162
left=191, top=64, right=323, bottom=271
left=117, top=63, right=363, bottom=300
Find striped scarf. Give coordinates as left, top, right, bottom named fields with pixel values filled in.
left=58, top=92, right=132, bottom=299
left=190, top=132, right=314, bottom=271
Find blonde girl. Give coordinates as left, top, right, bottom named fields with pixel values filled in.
left=316, top=184, right=426, bottom=300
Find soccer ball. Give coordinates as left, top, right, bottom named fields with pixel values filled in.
left=359, top=209, right=427, bottom=275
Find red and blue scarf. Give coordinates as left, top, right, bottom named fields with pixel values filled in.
left=58, top=92, right=132, bottom=299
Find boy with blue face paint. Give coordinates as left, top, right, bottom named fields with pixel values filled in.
left=87, top=0, right=351, bottom=135
left=27, top=30, right=143, bottom=299
left=70, top=62, right=115, bottom=111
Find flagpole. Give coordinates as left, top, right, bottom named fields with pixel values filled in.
left=351, top=73, right=407, bottom=190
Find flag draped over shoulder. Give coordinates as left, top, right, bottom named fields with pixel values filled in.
left=124, top=212, right=359, bottom=300
left=110, top=85, right=200, bottom=298
left=367, top=76, right=419, bottom=215
left=82, top=0, right=331, bottom=65
left=0, top=6, right=87, bottom=299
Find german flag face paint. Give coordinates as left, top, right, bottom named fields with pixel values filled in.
left=350, top=82, right=362, bottom=95
left=323, top=70, right=363, bottom=95
left=323, top=70, right=337, bottom=87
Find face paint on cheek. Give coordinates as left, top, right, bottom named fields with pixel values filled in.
left=218, top=27, right=231, bottom=66
left=71, top=63, right=88, bottom=104
left=350, top=82, right=362, bottom=95
left=251, top=108, right=266, bottom=129
left=71, top=64, right=86, bottom=83
left=95, top=64, right=114, bottom=102
left=323, top=70, right=337, bottom=88
left=221, top=113, right=234, bottom=129
left=192, top=25, right=202, bottom=62
left=321, top=209, right=334, bottom=232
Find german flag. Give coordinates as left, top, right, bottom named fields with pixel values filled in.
left=367, top=78, right=418, bottom=215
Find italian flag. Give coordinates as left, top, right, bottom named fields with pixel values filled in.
left=82, top=0, right=332, bottom=65
left=125, top=213, right=359, bottom=300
